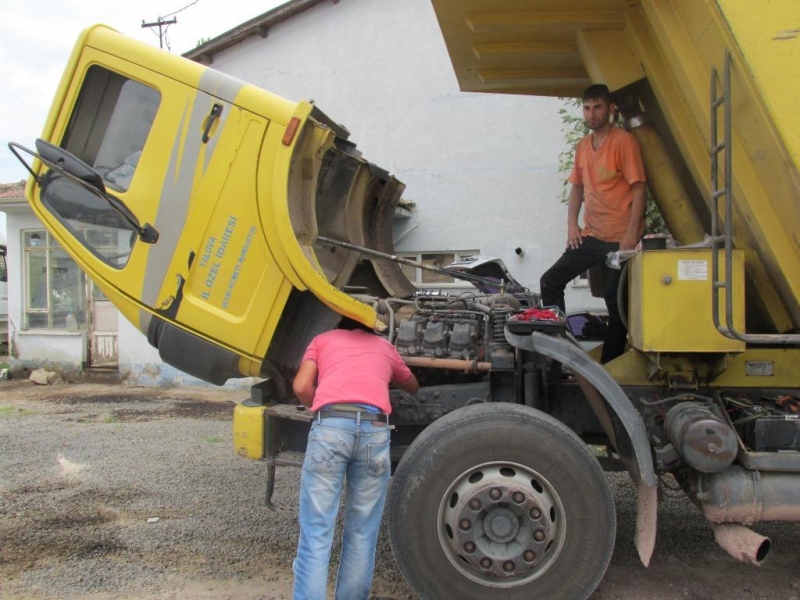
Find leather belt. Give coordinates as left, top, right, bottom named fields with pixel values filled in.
left=317, top=409, right=388, bottom=423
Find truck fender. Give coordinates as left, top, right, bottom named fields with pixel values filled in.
left=506, top=330, right=658, bottom=566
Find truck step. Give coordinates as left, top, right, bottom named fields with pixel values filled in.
left=274, top=450, right=305, bottom=468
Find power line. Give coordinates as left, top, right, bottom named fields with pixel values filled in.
left=162, top=0, right=200, bottom=19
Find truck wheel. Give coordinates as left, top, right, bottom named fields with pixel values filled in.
left=387, top=402, right=615, bottom=600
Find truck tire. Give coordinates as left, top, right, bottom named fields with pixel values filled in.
left=387, top=402, right=615, bottom=600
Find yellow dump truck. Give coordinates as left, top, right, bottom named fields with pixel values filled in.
left=9, top=1, right=800, bottom=598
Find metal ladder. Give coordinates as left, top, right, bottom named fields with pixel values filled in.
left=709, top=50, right=800, bottom=345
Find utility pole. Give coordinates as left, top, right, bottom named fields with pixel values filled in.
left=141, top=17, right=178, bottom=49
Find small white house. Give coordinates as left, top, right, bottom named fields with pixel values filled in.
left=0, top=0, right=602, bottom=385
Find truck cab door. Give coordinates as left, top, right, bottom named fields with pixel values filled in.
left=30, top=38, right=283, bottom=380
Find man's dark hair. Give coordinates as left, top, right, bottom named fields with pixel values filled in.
left=338, top=316, right=376, bottom=333
left=582, top=84, right=615, bottom=105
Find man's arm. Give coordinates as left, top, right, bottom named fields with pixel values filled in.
left=567, top=183, right=584, bottom=249
left=292, top=360, right=318, bottom=408
left=395, top=373, right=419, bottom=394
left=620, top=181, right=647, bottom=250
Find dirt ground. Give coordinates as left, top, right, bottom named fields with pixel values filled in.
left=2, top=378, right=800, bottom=600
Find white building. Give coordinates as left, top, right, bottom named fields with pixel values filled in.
left=0, top=0, right=601, bottom=385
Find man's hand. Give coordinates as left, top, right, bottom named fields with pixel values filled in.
left=567, top=222, right=583, bottom=249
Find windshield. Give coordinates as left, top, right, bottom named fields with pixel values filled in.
left=38, top=65, right=161, bottom=268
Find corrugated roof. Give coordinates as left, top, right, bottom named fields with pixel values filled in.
left=0, top=181, right=26, bottom=199
left=183, top=0, right=332, bottom=64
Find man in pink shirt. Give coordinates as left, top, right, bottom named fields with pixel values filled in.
left=291, top=320, right=418, bottom=600
left=540, top=83, right=647, bottom=363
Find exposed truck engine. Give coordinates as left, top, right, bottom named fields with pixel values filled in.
left=10, top=1, right=800, bottom=598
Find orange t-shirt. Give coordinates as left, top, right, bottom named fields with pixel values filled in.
left=568, top=126, right=646, bottom=242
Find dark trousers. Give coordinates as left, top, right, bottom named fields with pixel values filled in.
left=539, top=236, right=627, bottom=363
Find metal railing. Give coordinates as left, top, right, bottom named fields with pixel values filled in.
left=709, top=50, right=800, bottom=345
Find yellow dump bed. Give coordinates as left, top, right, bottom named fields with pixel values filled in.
left=431, top=0, right=800, bottom=333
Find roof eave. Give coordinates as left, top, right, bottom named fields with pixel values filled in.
left=183, top=0, right=331, bottom=64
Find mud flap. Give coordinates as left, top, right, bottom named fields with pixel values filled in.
left=506, top=329, right=658, bottom=566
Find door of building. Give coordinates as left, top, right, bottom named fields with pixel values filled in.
left=88, top=280, right=118, bottom=367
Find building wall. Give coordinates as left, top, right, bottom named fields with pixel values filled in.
left=209, top=0, right=601, bottom=307
left=1, top=0, right=604, bottom=386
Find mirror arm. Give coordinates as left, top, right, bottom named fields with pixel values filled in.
left=6, top=142, right=160, bottom=245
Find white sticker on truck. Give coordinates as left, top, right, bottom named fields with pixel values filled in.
left=745, top=361, right=774, bottom=376
left=677, top=260, right=708, bottom=280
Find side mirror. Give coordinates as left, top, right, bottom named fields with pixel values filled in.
left=35, top=139, right=106, bottom=195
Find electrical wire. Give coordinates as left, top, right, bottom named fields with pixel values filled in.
left=162, top=0, right=200, bottom=18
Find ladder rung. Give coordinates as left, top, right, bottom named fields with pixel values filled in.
left=712, top=188, right=726, bottom=199
left=711, top=143, right=726, bottom=154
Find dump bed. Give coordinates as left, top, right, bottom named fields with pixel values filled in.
left=431, top=0, right=800, bottom=334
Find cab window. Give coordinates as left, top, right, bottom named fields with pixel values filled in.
left=62, top=66, right=160, bottom=193
left=39, top=66, right=161, bottom=269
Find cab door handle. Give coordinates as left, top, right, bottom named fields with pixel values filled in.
left=201, top=103, right=223, bottom=143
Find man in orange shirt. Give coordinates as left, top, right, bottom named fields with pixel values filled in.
left=540, top=84, right=647, bottom=363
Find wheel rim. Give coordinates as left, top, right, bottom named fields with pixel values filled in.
left=437, top=461, right=566, bottom=588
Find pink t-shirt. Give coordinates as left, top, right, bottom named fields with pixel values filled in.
left=302, top=329, right=413, bottom=414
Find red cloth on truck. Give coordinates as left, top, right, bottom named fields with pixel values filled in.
left=513, top=308, right=562, bottom=322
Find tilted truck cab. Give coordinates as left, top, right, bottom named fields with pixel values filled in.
left=15, top=25, right=412, bottom=385
left=11, top=2, right=800, bottom=599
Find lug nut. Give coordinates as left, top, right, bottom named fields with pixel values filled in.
left=464, top=541, right=476, bottom=553
left=533, top=529, right=546, bottom=542
left=529, top=507, right=542, bottom=519
left=523, top=550, right=536, bottom=562
left=480, top=558, right=492, bottom=569
left=512, top=492, right=525, bottom=504
left=489, top=488, right=502, bottom=501
left=503, top=561, right=515, bottom=573
left=469, top=499, right=482, bottom=511
left=459, top=519, right=472, bottom=531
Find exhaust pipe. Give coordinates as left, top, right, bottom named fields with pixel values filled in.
left=711, top=523, right=771, bottom=565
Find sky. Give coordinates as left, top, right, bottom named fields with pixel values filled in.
left=0, top=0, right=288, bottom=235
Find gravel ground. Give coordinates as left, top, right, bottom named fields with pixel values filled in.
left=1, top=379, right=799, bottom=600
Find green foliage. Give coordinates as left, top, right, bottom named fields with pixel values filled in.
left=557, top=98, right=669, bottom=235
left=644, top=191, right=668, bottom=234
left=195, top=37, right=211, bottom=48
left=557, top=99, right=587, bottom=203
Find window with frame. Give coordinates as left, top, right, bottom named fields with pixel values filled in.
left=23, top=230, right=87, bottom=330
left=399, top=251, right=479, bottom=287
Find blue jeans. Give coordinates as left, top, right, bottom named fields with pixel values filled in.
left=292, top=416, right=391, bottom=600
